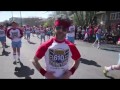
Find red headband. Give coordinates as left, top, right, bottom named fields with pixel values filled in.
left=54, top=19, right=71, bottom=29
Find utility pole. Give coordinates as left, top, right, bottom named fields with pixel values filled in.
left=11, top=11, right=13, bottom=21
left=20, top=11, right=22, bottom=26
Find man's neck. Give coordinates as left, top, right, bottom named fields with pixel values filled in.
left=12, top=27, right=17, bottom=30
left=54, top=37, right=65, bottom=43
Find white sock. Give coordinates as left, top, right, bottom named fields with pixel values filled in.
left=18, top=55, right=20, bottom=59
left=2, top=45, right=5, bottom=50
left=105, top=66, right=112, bottom=71
left=13, top=54, right=16, bottom=60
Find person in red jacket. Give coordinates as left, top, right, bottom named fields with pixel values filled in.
left=7, top=21, right=23, bottom=65
left=88, top=26, right=94, bottom=43
left=32, top=17, right=81, bottom=79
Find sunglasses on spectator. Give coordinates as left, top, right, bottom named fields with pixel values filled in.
left=55, top=26, right=67, bottom=32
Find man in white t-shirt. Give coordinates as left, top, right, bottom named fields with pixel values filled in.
left=66, top=21, right=75, bottom=44
left=40, top=27, right=46, bottom=44
left=25, top=25, right=31, bottom=42
left=0, top=25, right=7, bottom=54
left=7, top=21, right=23, bottom=65
left=35, top=27, right=40, bottom=38
left=32, top=18, right=81, bottom=79
left=23, top=26, right=26, bottom=39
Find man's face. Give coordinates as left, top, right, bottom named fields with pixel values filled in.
left=12, top=23, right=18, bottom=28
left=55, top=26, right=67, bottom=40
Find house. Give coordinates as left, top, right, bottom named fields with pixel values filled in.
left=105, top=11, right=120, bottom=30
left=95, top=11, right=106, bottom=31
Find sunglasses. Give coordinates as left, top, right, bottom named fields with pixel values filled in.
left=55, top=26, right=67, bottom=32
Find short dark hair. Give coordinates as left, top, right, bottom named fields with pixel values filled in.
left=54, top=17, right=71, bottom=29
left=11, top=21, right=18, bottom=25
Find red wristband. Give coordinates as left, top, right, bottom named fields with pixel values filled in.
left=39, top=68, right=47, bottom=76
left=69, top=67, right=76, bottom=75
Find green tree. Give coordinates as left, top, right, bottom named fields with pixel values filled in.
left=52, top=11, right=97, bottom=26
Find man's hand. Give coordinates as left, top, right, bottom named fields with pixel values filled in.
left=45, top=72, right=56, bottom=79
left=61, top=70, right=72, bottom=79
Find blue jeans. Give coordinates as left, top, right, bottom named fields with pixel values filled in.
left=12, top=41, right=22, bottom=48
left=96, top=34, right=101, bottom=40
left=0, top=36, right=6, bottom=43
left=26, top=33, right=30, bottom=38
left=67, top=36, right=75, bottom=43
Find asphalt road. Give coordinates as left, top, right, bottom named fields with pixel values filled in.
left=0, top=35, right=120, bottom=79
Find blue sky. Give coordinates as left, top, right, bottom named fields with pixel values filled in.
left=0, top=11, right=53, bottom=22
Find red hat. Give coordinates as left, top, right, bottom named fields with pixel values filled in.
left=54, top=18, right=71, bottom=29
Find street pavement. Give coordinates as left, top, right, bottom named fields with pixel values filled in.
left=0, top=35, right=120, bottom=79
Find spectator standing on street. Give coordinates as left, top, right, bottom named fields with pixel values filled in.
left=25, top=25, right=31, bottom=42
left=117, top=37, right=120, bottom=45
left=88, top=26, right=94, bottom=43
left=0, top=25, right=7, bottom=54
left=83, top=27, right=89, bottom=41
left=112, top=29, right=119, bottom=45
left=78, top=27, right=82, bottom=40
left=40, top=27, right=46, bottom=44
left=46, top=27, right=51, bottom=39
left=66, top=21, right=75, bottom=44
left=23, top=26, right=26, bottom=39
left=81, top=27, right=85, bottom=40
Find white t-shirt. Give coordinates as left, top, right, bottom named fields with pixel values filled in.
left=35, top=29, right=40, bottom=34
left=25, top=27, right=31, bottom=34
left=0, top=29, right=6, bottom=37
left=67, top=25, right=75, bottom=37
left=35, top=37, right=81, bottom=78
left=7, top=28, right=23, bottom=42
left=96, top=29, right=101, bottom=34
left=46, top=28, right=49, bottom=31
left=40, top=30, right=45, bottom=36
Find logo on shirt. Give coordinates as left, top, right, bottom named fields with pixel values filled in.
left=49, top=48, right=69, bottom=67
left=12, top=32, right=18, bottom=38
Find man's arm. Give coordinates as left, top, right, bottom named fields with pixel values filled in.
left=61, top=43, right=81, bottom=79
left=70, top=58, right=80, bottom=74
left=19, top=28, right=23, bottom=38
left=32, top=56, right=46, bottom=76
left=60, top=58, right=80, bottom=79
left=6, top=29, right=12, bottom=40
left=32, top=56, right=56, bottom=79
